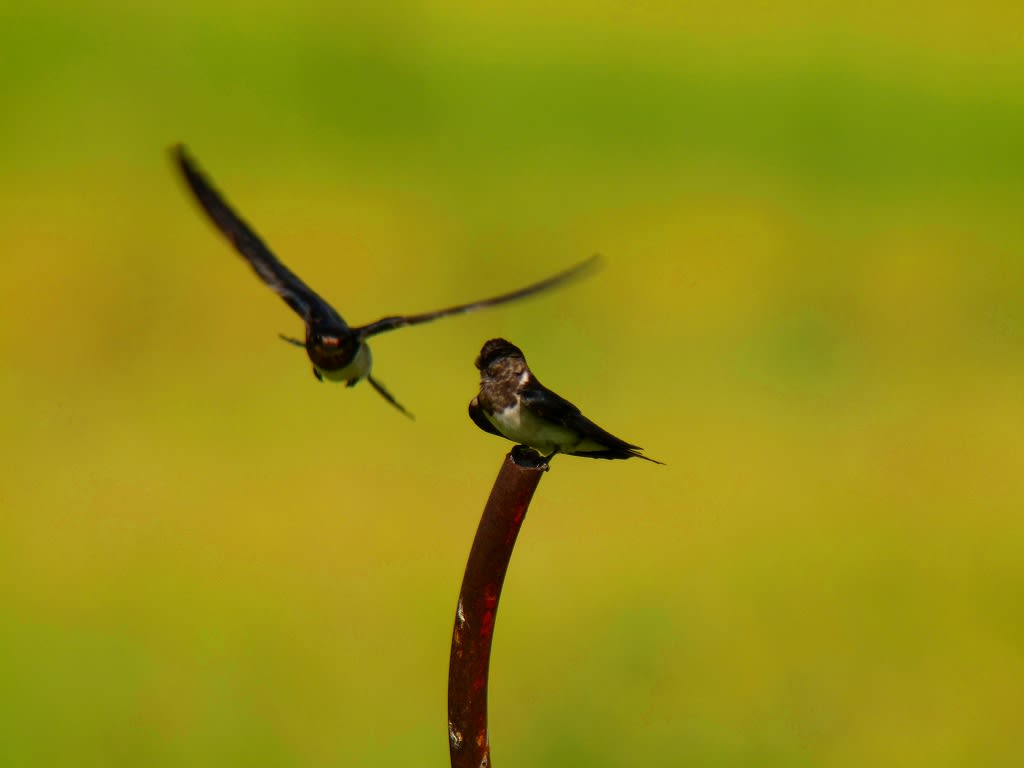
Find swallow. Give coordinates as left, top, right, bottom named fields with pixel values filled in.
left=468, top=338, right=663, bottom=464
left=173, top=145, right=598, bottom=417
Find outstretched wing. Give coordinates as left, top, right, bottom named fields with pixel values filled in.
left=173, top=144, right=347, bottom=328
left=354, top=255, right=600, bottom=340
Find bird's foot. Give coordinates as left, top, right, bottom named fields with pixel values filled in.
left=511, top=445, right=549, bottom=471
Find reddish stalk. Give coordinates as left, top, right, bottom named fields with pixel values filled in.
left=447, top=447, right=547, bottom=768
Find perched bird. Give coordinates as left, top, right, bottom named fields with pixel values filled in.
left=173, top=145, right=598, bottom=417
left=468, top=338, right=663, bottom=464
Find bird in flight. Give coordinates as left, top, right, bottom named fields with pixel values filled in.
left=468, top=338, right=663, bottom=465
left=173, top=145, right=598, bottom=417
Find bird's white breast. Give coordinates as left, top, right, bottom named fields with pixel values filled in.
left=317, top=343, right=373, bottom=383
left=486, top=397, right=580, bottom=456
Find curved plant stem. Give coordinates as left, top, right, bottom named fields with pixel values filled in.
left=448, top=447, right=547, bottom=768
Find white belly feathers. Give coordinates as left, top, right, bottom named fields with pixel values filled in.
left=486, top=398, right=580, bottom=456
left=317, top=342, right=373, bottom=384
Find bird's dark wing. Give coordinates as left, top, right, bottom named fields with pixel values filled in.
left=353, top=255, right=600, bottom=340
left=173, top=145, right=347, bottom=328
left=522, top=383, right=664, bottom=463
left=570, top=447, right=664, bottom=464
left=468, top=397, right=506, bottom=439
left=519, top=381, right=650, bottom=454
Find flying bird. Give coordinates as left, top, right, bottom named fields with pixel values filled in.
left=173, top=145, right=598, bottom=417
left=468, top=338, right=663, bottom=464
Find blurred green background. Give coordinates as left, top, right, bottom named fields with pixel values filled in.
left=3, top=1, right=1023, bottom=765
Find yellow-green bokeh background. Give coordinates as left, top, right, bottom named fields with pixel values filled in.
left=3, top=2, right=1024, bottom=765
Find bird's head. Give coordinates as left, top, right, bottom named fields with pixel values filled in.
left=475, top=338, right=527, bottom=378
left=307, top=326, right=360, bottom=370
